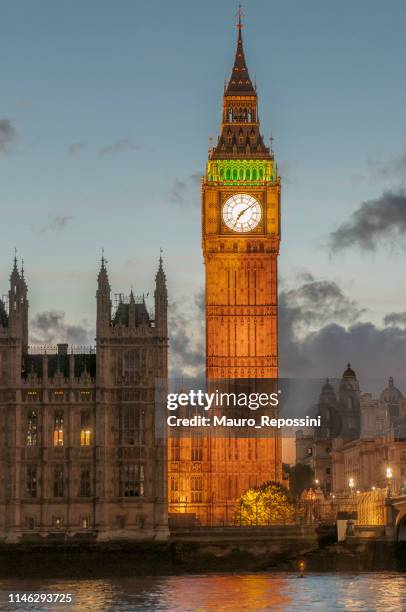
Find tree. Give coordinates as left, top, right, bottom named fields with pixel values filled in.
left=286, top=463, right=315, bottom=499
left=235, top=481, right=295, bottom=525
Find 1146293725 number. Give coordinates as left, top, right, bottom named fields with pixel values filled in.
left=8, top=593, right=73, bottom=604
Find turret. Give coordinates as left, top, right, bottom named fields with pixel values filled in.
left=8, top=254, right=29, bottom=352
left=154, top=252, right=168, bottom=338
left=96, top=254, right=111, bottom=335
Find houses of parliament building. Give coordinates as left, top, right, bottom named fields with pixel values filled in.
left=0, top=14, right=282, bottom=540
left=0, top=256, right=169, bottom=541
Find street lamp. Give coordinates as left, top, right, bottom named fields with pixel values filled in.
left=349, top=477, right=355, bottom=497
left=386, top=467, right=393, bottom=498
left=315, top=479, right=319, bottom=487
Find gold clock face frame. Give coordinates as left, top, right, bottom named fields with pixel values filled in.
left=222, top=193, right=262, bottom=233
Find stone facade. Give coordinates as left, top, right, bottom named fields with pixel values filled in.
left=0, top=256, right=169, bottom=542
left=296, top=367, right=406, bottom=496
left=168, top=18, right=282, bottom=526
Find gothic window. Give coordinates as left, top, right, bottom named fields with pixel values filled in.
left=123, top=350, right=140, bottom=382
left=191, top=437, right=203, bottom=462
left=53, top=410, right=64, bottom=447
left=191, top=476, right=203, bottom=503
left=80, top=409, right=91, bottom=446
left=53, top=465, right=64, bottom=497
left=26, top=410, right=38, bottom=446
left=120, top=463, right=144, bottom=497
left=233, top=168, right=238, bottom=180
left=170, top=477, right=179, bottom=503
left=170, top=437, right=180, bottom=461
left=79, top=467, right=91, bottom=497
left=228, top=108, right=233, bottom=122
left=122, top=405, right=144, bottom=445
left=247, top=109, right=252, bottom=122
left=26, top=465, right=37, bottom=498
left=252, top=168, right=257, bottom=180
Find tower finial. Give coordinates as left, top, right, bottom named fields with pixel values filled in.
left=237, top=3, right=243, bottom=30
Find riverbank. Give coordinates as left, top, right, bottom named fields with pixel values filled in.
left=0, top=529, right=405, bottom=577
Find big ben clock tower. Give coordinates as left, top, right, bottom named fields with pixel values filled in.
left=168, top=12, right=282, bottom=525
left=203, top=12, right=280, bottom=380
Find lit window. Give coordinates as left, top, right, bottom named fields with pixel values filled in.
left=80, top=410, right=91, bottom=446
left=53, top=410, right=64, bottom=447
left=81, top=517, right=89, bottom=529
left=191, top=476, right=203, bottom=503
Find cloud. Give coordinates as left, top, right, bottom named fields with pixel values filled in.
left=39, top=214, right=73, bottom=233
left=30, top=310, right=94, bottom=346
left=279, top=274, right=406, bottom=386
left=368, top=151, right=406, bottom=180
left=98, top=138, right=142, bottom=157
left=383, top=311, right=406, bottom=327
left=169, top=289, right=205, bottom=376
left=169, top=173, right=201, bottom=206
left=280, top=273, right=363, bottom=336
left=168, top=273, right=406, bottom=391
left=328, top=191, right=406, bottom=253
left=0, top=118, right=17, bottom=155
left=68, top=141, right=87, bottom=156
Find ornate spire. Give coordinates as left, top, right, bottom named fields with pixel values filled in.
left=10, top=249, right=20, bottom=282
left=97, top=249, right=110, bottom=288
left=155, top=248, right=166, bottom=286
left=225, top=5, right=255, bottom=95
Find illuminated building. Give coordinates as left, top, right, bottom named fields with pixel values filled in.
left=168, top=12, right=282, bottom=525
left=0, top=255, right=168, bottom=541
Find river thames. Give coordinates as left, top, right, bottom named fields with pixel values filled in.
left=1, top=572, right=406, bottom=611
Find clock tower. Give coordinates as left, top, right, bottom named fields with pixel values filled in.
left=168, top=12, right=282, bottom=526
left=203, top=13, right=280, bottom=379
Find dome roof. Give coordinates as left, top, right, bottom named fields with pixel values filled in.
left=343, top=363, right=356, bottom=379
left=319, top=378, right=336, bottom=401
left=380, top=377, right=403, bottom=404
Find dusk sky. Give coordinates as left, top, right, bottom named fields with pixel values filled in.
left=2, top=0, right=406, bottom=386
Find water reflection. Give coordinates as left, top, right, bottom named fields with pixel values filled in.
left=0, top=572, right=406, bottom=611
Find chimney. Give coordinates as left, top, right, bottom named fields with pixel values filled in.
left=57, top=343, right=68, bottom=356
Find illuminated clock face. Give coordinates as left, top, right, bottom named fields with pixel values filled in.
left=222, top=194, right=262, bottom=233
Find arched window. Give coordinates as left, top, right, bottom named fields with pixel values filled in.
left=233, top=168, right=238, bottom=180
left=226, top=168, right=231, bottom=180
left=252, top=168, right=257, bottom=180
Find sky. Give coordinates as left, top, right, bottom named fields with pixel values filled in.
left=2, top=0, right=406, bottom=391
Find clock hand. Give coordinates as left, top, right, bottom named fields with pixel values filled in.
left=236, top=202, right=257, bottom=221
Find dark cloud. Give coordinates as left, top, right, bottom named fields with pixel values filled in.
left=68, top=141, right=86, bottom=156
left=279, top=275, right=406, bottom=385
left=281, top=273, right=363, bottom=332
left=0, top=118, right=17, bottom=155
left=328, top=191, right=406, bottom=252
left=169, top=173, right=202, bottom=206
left=383, top=311, right=406, bottom=327
left=98, top=138, right=141, bottom=157
left=30, top=310, right=94, bottom=346
left=169, top=274, right=406, bottom=390
left=39, top=214, right=73, bottom=233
